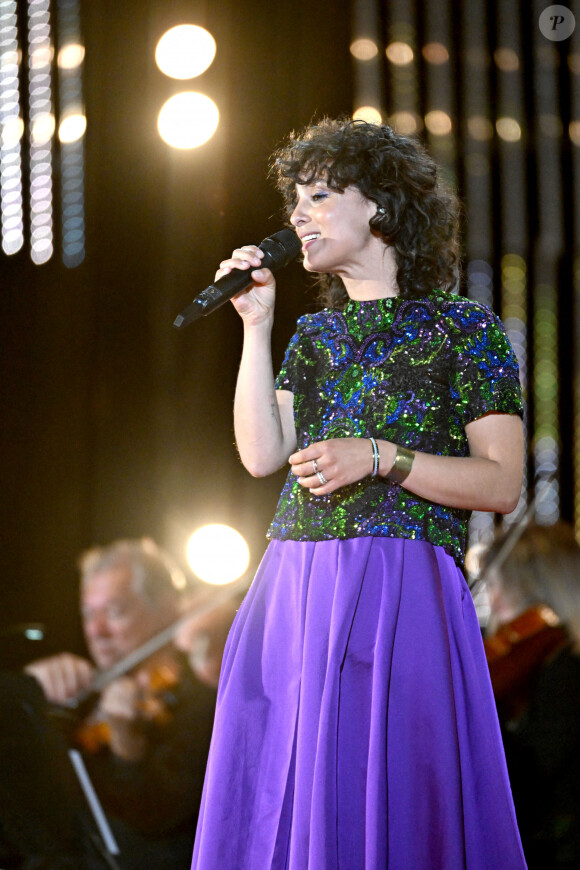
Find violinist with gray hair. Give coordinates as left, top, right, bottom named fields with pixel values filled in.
left=24, top=538, right=228, bottom=870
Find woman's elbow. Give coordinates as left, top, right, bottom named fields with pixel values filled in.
left=241, top=455, right=284, bottom=478
left=495, top=492, right=520, bottom=516
left=493, top=476, right=522, bottom=515
left=244, top=461, right=271, bottom=478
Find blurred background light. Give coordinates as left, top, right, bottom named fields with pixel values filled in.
left=424, top=109, right=452, bottom=135
left=1, top=115, right=24, bottom=145
left=28, top=0, right=54, bottom=266
left=58, top=111, right=86, bottom=143
left=569, top=120, right=580, bottom=145
left=57, top=42, right=85, bottom=69
left=350, top=38, right=378, bottom=61
left=422, top=42, right=449, bottom=65
left=496, top=116, right=522, bottom=142
left=31, top=111, right=55, bottom=144
left=389, top=110, right=420, bottom=134
left=155, top=24, right=216, bottom=80
left=0, top=0, right=24, bottom=255
left=494, top=47, right=519, bottom=72
left=352, top=105, right=382, bottom=123
left=157, top=91, right=219, bottom=149
left=385, top=41, right=414, bottom=65
left=467, top=115, right=493, bottom=141
left=186, top=524, right=250, bottom=586
left=57, top=0, right=85, bottom=269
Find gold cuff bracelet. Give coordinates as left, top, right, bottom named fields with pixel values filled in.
left=386, top=445, right=415, bottom=484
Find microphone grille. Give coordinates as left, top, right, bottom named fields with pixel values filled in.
left=260, top=229, right=301, bottom=268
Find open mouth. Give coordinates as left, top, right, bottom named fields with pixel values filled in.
left=301, top=233, right=320, bottom=248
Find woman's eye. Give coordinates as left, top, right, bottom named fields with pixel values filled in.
left=311, top=192, right=328, bottom=202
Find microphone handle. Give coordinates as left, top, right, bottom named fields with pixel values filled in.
left=173, top=229, right=301, bottom=329
left=173, top=270, right=251, bottom=328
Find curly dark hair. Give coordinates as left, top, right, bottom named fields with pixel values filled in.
left=271, top=117, right=461, bottom=307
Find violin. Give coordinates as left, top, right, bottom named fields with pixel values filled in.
left=54, top=578, right=246, bottom=753
left=73, top=661, right=181, bottom=754
left=484, top=604, right=569, bottom=720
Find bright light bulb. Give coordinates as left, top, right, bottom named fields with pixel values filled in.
left=58, top=43, right=85, bottom=69
left=155, top=25, right=216, bottom=79
left=157, top=92, right=219, bottom=149
left=186, top=524, right=250, bottom=585
left=353, top=106, right=382, bottom=124
left=58, top=113, right=87, bottom=143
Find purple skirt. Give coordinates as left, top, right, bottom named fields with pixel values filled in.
left=191, top=537, right=527, bottom=869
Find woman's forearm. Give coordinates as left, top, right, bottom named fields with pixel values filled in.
left=378, top=414, right=524, bottom=514
left=234, top=321, right=296, bottom=477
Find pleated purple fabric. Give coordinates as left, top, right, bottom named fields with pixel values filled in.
left=191, top=537, right=527, bottom=869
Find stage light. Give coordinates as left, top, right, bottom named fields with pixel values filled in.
left=467, top=115, right=493, bottom=141
left=494, top=47, right=519, bottom=72
left=28, top=0, right=54, bottom=266
left=496, top=117, right=521, bottom=142
left=57, top=1, right=85, bottom=268
left=1, top=115, right=24, bottom=145
left=424, top=110, right=452, bottom=135
left=353, top=105, right=382, bottom=124
left=155, top=24, right=216, bottom=80
left=57, top=43, right=84, bottom=69
left=385, top=41, right=413, bottom=66
left=58, top=112, right=86, bottom=143
left=422, top=43, right=449, bottom=65
left=157, top=91, right=219, bottom=149
left=29, top=44, right=54, bottom=69
left=31, top=111, right=55, bottom=145
left=186, top=524, right=250, bottom=586
left=389, top=111, right=420, bottom=134
left=350, top=38, right=378, bottom=61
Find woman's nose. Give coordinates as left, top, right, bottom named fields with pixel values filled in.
left=290, top=201, right=309, bottom=227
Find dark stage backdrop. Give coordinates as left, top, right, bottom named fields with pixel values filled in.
left=0, top=0, right=354, bottom=663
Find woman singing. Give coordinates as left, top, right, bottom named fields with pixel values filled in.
left=190, top=118, right=527, bottom=869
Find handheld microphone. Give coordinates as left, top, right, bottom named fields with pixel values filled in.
left=173, top=229, right=302, bottom=329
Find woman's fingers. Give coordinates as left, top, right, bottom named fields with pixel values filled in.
left=289, top=438, right=376, bottom=495
left=215, top=246, right=264, bottom=280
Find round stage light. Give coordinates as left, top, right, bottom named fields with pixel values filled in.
left=155, top=25, right=216, bottom=80
left=157, top=92, right=219, bottom=149
left=58, top=43, right=85, bottom=69
left=58, top=113, right=87, bottom=144
left=186, top=524, right=250, bottom=585
left=353, top=106, right=382, bottom=124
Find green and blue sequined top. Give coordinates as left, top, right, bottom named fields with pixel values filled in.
left=267, top=290, right=523, bottom=566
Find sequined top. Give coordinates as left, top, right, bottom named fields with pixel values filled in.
left=267, top=290, right=523, bottom=566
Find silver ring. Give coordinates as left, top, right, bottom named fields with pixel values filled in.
left=316, top=471, right=328, bottom=485
left=312, top=458, right=319, bottom=474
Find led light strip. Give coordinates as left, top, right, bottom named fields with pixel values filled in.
left=0, top=0, right=24, bottom=255
left=27, top=0, right=54, bottom=265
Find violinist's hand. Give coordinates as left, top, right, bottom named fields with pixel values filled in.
left=175, top=598, right=240, bottom=688
left=99, top=676, right=146, bottom=761
left=290, top=437, right=394, bottom=495
left=24, top=653, right=95, bottom=705
left=217, top=245, right=276, bottom=327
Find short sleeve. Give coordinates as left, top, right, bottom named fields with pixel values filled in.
left=274, top=329, right=300, bottom=392
left=451, top=307, right=523, bottom=426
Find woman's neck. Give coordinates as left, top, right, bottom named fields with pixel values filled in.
left=342, top=244, right=399, bottom=301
